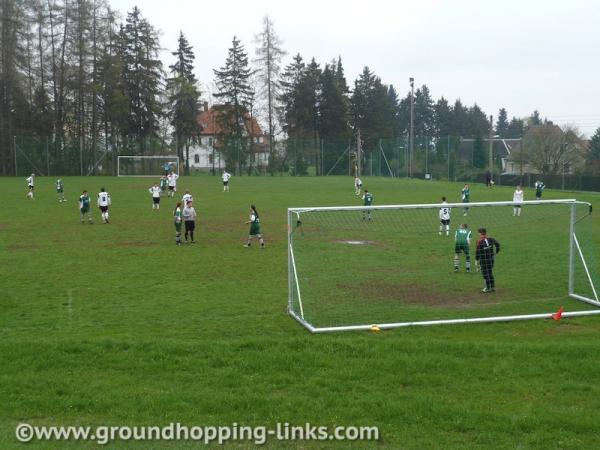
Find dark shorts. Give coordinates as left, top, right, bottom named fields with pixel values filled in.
left=168, top=186, right=175, bottom=191
left=249, top=224, right=261, bottom=236
left=175, top=222, right=182, bottom=232
left=223, top=181, right=229, bottom=186
left=441, top=219, right=450, bottom=226
left=455, top=243, right=469, bottom=255
left=185, top=221, right=195, bottom=232
left=153, top=197, right=160, bottom=204
left=28, top=185, right=34, bottom=190
left=80, top=207, right=89, bottom=214
left=99, top=205, right=108, bottom=213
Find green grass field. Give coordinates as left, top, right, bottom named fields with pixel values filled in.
left=2, top=175, right=600, bottom=449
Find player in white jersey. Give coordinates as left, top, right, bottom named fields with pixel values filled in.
left=26, top=173, right=35, bottom=199
left=222, top=170, right=231, bottom=192
left=354, top=177, right=362, bottom=196
left=182, top=189, right=193, bottom=206
left=513, top=185, right=524, bottom=216
left=97, top=187, right=111, bottom=223
left=149, top=183, right=161, bottom=210
left=439, top=196, right=451, bottom=236
left=167, top=171, right=178, bottom=197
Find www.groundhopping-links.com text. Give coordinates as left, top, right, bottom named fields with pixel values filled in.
left=15, top=422, right=380, bottom=445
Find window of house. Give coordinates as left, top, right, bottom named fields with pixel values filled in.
left=194, top=154, right=200, bottom=164
left=209, top=138, right=213, bottom=146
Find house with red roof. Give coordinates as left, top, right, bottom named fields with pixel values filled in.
left=188, top=103, right=269, bottom=172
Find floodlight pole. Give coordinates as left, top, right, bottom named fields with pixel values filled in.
left=14, top=135, right=18, bottom=176
left=488, top=114, right=494, bottom=180
left=409, top=77, right=414, bottom=178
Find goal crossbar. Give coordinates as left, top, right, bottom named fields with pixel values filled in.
left=288, top=199, right=599, bottom=333
left=289, top=199, right=579, bottom=214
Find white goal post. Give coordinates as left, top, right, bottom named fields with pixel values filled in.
left=117, top=155, right=180, bottom=177
left=288, top=199, right=600, bottom=333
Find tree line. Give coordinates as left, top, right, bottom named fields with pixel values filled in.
left=1, top=1, right=598, bottom=176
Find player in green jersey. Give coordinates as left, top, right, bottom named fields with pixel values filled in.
left=244, top=205, right=265, bottom=248
left=461, top=184, right=470, bottom=216
left=79, top=190, right=92, bottom=223
left=535, top=180, right=545, bottom=199
left=173, top=201, right=183, bottom=245
left=453, top=223, right=472, bottom=272
left=56, top=178, right=66, bottom=202
left=362, top=189, right=373, bottom=220
left=160, top=176, right=168, bottom=194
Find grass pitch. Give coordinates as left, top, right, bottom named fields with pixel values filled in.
left=1, top=175, right=600, bottom=449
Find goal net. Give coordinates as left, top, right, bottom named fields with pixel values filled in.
left=287, top=200, right=600, bottom=332
left=117, top=155, right=180, bottom=177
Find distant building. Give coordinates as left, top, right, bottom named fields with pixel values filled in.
left=457, top=138, right=529, bottom=174
left=187, top=103, right=269, bottom=172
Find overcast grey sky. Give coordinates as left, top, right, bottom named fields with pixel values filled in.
left=111, top=0, right=600, bottom=136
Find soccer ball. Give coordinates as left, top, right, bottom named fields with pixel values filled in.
left=370, top=325, right=381, bottom=333
left=490, top=180, right=495, bottom=186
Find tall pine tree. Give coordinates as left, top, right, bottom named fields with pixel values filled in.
left=167, top=31, right=200, bottom=175
left=495, top=108, right=509, bottom=137
left=213, top=36, right=253, bottom=175
left=120, top=7, right=163, bottom=154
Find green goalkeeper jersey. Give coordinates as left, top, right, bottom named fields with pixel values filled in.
left=363, top=192, right=373, bottom=206
left=455, top=228, right=471, bottom=245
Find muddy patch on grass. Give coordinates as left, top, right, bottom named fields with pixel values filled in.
left=337, top=281, right=491, bottom=308
left=103, top=240, right=158, bottom=248
left=7, top=243, right=40, bottom=252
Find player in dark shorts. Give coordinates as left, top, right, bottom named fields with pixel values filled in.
left=453, top=223, right=472, bottom=272
left=475, top=227, right=501, bottom=293
left=183, top=200, right=196, bottom=243
left=173, top=201, right=183, bottom=245
left=243, top=205, right=265, bottom=249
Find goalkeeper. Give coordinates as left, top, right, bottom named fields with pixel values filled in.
left=453, top=223, right=472, bottom=273
left=475, top=227, right=501, bottom=293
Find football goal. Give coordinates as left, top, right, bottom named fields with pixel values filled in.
left=117, top=155, right=180, bottom=177
left=287, top=199, right=600, bottom=333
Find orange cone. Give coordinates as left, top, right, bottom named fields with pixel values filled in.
left=552, top=306, right=564, bottom=321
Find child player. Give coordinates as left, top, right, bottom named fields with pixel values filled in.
left=79, top=190, right=93, bottom=223
left=362, top=189, right=374, bottom=221
left=439, top=197, right=451, bottom=236
left=453, top=223, right=472, bottom=273
left=56, top=178, right=66, bottom=202
left=461, top=184, right=470, bottom=216
left=149, top=182, right=161, bottom=211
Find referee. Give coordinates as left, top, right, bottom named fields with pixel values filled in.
left=475, top=227, right=500, bottom=293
